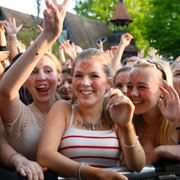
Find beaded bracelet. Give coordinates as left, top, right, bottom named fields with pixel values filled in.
left=8, top=153, right=24, bottom=168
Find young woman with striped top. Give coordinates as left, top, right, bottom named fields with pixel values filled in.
left=37, top=48, right=145, bottom=180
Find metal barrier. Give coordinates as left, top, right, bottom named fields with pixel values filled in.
left=58, top=161, right=180, bottom=180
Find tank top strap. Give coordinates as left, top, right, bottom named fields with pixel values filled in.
left=67, top=105, right=75, bottom=129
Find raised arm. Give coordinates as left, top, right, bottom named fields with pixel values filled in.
left=3, top=17, right=22, bottom=63
left=0, top=21, right=7, bottom=49
left=111, top=33, right=133, bottom=75
left=0, top=0, right=66, bottom=123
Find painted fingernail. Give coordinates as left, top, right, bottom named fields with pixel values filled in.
left=106, top=104, right=110, bottom=109
left=104, top=93, right=109, bottom=97
left=110, top=104, right=113, bottom=109
left=115, top=102, right=120, bottom=106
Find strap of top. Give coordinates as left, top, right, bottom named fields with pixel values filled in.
left=67, top=105, right=75, bottom=129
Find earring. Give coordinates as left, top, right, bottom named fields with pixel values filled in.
left=24, top=84, right=27, bottom=89
left=57, top=82, right=60, bottom=87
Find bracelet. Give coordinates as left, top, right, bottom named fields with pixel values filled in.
left=176, top=126, right=180, bottom=130
left=9, top=38, right=17, bottom=41
left=75, top=162, right=83, bottom=179
left=35, top=42, right=47, bottom=55
left=8, top=153, right=24, bottom=168
left=122, top=136, right=139, bottom=148
left=78, top=162, right=89, bottom=180
left=9, top=36, right=16, bottom=39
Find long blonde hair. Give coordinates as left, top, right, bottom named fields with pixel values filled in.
left=71, top=48, right=114, bottom=129
left=132, top=59, right=176, bottom=145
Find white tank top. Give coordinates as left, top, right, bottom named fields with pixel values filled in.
left=58, top=106, right=122, bottom=168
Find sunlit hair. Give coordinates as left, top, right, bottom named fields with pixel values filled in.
left=71, top=48, right=114, bottom=128
left=113, top=66, right=131, bottom=87
left=43, top=51, right=61, bottom=74
left=170, top=60, right=180, bottom=71
left=132, top=59, right=176, bottom=146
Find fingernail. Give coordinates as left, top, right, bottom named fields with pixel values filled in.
left=104, top=93, right=109, bottom=97
left=106, top=104, right=110, bottom=109
left=115, top=102, right=119, bottom=106
left=110, top=104, right=113, bottom=109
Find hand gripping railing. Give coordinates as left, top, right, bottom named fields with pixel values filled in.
left=58, top=162, right=180, bottom=180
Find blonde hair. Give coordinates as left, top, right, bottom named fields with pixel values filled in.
left=43, top=52, right=61, bottom=102
left=71, top=48, right=114, bottom=128
left=132, top=59, right=176, bottom=145
left=170, top=60, right=180, bottom=72
left=43, top=51, right=61, bottom=74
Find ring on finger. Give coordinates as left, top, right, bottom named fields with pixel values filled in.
left=31, top=167, right=36, bottom=170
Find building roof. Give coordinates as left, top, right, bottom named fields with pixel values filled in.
left=65, top=12, right=110, bottom=50
left=110, top=0, right=133, bottom=22
left=0, top=6, right=43, bottom=26
left=0, top=6, right=110, bottom=50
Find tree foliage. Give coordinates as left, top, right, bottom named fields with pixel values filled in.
left=73, top=0, right=149, bottom=54
left=73, top=0, right=180, bottom=60
left=142, top=0, right=180, bottom=60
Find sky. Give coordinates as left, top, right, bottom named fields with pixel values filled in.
left=0, top=0, right=76, bottom=18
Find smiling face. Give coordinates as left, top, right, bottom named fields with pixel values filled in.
left=57, top=72, right=73, bottom=100
left=172, top=62, right=180, bottom=97
left=114, top=70, right=130, bottom=96
left=127, top=66, right=162, bottom=115
left=25, top=55, right=61, bottom=104
left=72, top=58, right=110, bottom=107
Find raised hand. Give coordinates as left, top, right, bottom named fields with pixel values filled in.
left=104, top=88, right=134, bottom=128
left=148, top=47, right=156, bottom=59
left=36, top=25, right=43, bottom=32
left=106, top=49, right=113, bottom=58
left=137, top=48, right=145, bottom=58
left=43, top=0, right=69, bottom=39
left=158, top=80, right=180, bottom=127
left=60, top=40, right=76, bottom=61
left=4, top=17, right=22, bottom=37
left=16, top=40, right=26, bottom=53
left=111, top=46, right=118, bottom=55
left=96, top=39, right=103, bottom=51
left=120, top=33, right=133, bottom=47
left=52, top=0, right=70, bottom=12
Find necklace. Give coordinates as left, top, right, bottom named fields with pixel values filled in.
left=78, top=107, right=102, bottom=130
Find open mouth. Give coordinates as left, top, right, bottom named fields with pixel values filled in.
left=132, top=101, right=144, bottom=106
left=80, top=90, right=94, bottom=95
left=36, top=85, right=50, bottom=94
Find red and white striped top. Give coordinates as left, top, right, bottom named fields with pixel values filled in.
left=58, top=106, right=122, bottom=168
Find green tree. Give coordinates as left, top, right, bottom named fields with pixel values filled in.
left=73, top=0, right=149, bottom=53
left=142, top=0, right=180, bottom=60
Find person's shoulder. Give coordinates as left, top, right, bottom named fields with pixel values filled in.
left=53, top=99, right=72, bottom=111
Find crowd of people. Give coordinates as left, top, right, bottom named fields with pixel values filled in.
left=0, top=0, right=180, bottom=180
